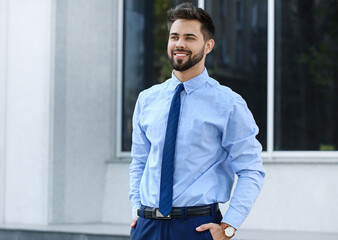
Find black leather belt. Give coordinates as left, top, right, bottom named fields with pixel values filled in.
left=137, top=203, right=219, bottom=219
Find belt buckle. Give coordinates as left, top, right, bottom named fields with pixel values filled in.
left=152, top=208, right=171, bottom=219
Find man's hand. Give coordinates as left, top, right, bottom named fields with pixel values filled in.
left=130, top=216, right=139, bottom=228
left=196, top=223, right=229, bottom=240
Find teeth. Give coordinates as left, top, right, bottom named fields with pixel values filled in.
left=176, top=54, right=187, bottom=56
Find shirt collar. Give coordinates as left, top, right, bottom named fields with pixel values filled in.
left=169, top=68, right=209, bottom=94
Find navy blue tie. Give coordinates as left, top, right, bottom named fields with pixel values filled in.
left=159, top=83, right=184, bottom=217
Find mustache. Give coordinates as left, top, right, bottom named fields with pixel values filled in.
left=172, top=49, right=192, bottom=54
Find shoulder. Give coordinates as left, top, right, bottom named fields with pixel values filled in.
left=137, top=78, right=171, bottom=105
left=206, top=78, right=256, bottom=125
left=206, top=77, right=244, bottom=105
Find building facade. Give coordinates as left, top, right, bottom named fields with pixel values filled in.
left=0, top=0, right=337, bottom=237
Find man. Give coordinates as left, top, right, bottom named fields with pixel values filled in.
left=129, top=3, right=265, bottom=240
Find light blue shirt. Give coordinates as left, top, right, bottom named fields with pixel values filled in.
left=129, top=69, right=265, bottom=229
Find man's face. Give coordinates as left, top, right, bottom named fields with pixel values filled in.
left=167, top=19, right=207, bottom=72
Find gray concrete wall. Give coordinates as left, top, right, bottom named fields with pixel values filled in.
left=242, top=163, right=338, bottom=233
left=52, top=0, right=119, bottom=223
left=102, top=162, right=131, bottom=224
left=0, top=0, right=122, bottom=225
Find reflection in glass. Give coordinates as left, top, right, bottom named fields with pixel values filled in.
left=205, top=0, right=268, bottom=150
left=275, top=0, right=338, bottom=150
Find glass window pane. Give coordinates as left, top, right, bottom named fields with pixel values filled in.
left=205, top=0, right=268, bottom=150
left=274, top=0, right=338, bottom=151
left=122, top=0, right=197, bottom=151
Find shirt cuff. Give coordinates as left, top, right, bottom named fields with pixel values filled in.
left=221, top=205, right=247, bottom=230
left=132, top=203, right=141, bottom=219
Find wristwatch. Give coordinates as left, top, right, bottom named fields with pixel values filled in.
left=224, top=225, right=236, bottom=238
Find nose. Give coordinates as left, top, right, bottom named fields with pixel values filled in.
left=175, top=38, right=185, bottom=49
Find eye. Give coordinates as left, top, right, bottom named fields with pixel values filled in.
left=170, top=36, right=178, bottom=40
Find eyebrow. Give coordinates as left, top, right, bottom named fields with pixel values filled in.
left=170, top=33, right=198, bottom=37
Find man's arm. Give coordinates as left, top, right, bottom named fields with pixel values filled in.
left=221, top=96, right=265, bottom=230
left=196, top=95, right=265, bottom=239
left=129, top=92, right=151, bottom=219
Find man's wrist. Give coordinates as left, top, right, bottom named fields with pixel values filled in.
left=220, top=222, right=236, bottom=238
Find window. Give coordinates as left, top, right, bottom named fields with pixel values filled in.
left=120, top=0, right=338, bottom=155
left=274, top=0, right=338, bottom=151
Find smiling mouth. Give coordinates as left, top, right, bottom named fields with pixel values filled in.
left=173, top=50, right=190, bottom=58
left=175, top=53, right=188, bottom=57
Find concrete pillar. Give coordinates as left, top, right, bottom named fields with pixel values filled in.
left=0, top=0, right=9, bottom=225
left=0, top=0, right=53, bottom=224
left=51, top=0, right=118, bottom=223
left=1, top=0, right=122, bottom=225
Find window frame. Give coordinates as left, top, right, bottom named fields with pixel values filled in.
left=116, top=0, right=338, bottom=163
left=116, top=0, right=129, bottom=158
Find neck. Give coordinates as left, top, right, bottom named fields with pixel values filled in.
left=174, top=62, right=205, bottom=82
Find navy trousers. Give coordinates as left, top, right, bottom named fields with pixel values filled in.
left=130, top=205, right=222, bottom=240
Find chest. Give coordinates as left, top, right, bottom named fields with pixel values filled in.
left=139, top=93, right=226, bottom=141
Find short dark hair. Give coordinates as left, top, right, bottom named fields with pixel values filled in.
left=167, top=2, right=215, bottom=40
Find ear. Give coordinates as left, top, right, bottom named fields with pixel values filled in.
left=204, top=39, right=215, bottom=54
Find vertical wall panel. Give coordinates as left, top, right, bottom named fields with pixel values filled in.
left=0, top=0, right=9, bottom=224
left=52, top=0, right=117, bottom=223
left=4, top=0, right=53, bottom=224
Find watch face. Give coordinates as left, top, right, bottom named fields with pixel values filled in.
left=225, top=226, right=235, bottom=237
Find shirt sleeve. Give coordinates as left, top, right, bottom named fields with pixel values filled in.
left=221, top=96, right=265, bottom=229
left=129, top=92, right=151, bottom=218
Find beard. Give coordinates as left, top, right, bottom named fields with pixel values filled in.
left=168, top=45, right=205, bottom=72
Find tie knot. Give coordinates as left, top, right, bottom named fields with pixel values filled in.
left=175, top=83, right=184, bottom=94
